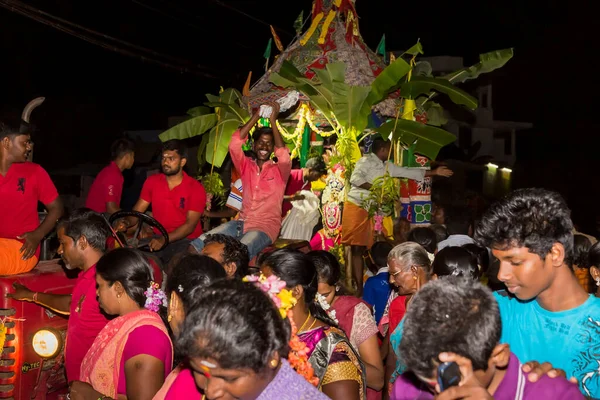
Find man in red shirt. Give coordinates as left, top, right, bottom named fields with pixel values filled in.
left=190, top=102, right=290, bottom=260
left=0, top=122, right=63, bottom=274
left=85, top=138, right=135, bottom=215
left=282, top=157, right=327, bottom=217
left=8, top=209, right=110, bottom=381
left=118, top=139, right=206, bottom=265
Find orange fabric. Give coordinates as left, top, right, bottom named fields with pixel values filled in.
left=341, top=202, right=374, bottom=247
left=80, top=310, right=172, bottom=399
left=0, top=238, right=37, bottom=275
left=152, top=364, right=182, bottom=400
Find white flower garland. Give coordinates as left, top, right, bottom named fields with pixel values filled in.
left=315, top=293, right=338, bottom=324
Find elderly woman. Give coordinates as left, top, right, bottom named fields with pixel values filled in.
left=177, top=278, right=328, bottom=399
left=153, top=254, right=227, bottom=399
left=69, top=248, right=173, bottom=400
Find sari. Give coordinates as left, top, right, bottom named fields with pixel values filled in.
left=80, top=310, right=173, bottom=399
left=298, top=325, right=366, bottom=399
left=153, top=363, right=202, bottom=400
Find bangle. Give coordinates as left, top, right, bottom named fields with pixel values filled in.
left=32, top=292, right=38, bottom=302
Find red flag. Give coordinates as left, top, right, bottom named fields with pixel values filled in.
left=270, top=25, right=284, bottom=52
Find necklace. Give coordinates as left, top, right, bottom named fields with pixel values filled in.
left=298, top=311, right=312, bottom=332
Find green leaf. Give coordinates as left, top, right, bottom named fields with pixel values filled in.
left=204, top=102, right=248, bottom=123
left=158, top=114, right=217, bottom=142
left=205, top=119, right=240, bottom=168
left=197, top=133, right=210, bottom=168
left=444, top=48, right=514, bottom=84
left=403, top=41, right=424, bottom=56
left=366, top=57, right=411, bottom=105
left=413, top=61, right=432, bottom=77
left=325, top=62, right=346, bottom=83
left=187, top=106, right=211, bottom=117
left=422, top=101, right=448, bottom=127
left=401, top=76, right=478, bottom=110
left=375, top=119, right=456, bottom=160
left=332, top=83, right=371, bottom=134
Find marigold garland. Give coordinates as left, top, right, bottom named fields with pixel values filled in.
left=243, top=274, right=319, bottom=386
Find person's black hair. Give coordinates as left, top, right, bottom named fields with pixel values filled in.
left=462, top=243, right=490, bottom=274
left=372, top=137, right=390, bottom=154
left=177, top=279, right=291, bottom=372
left=429, top=224, right=449, bottom=243
left=0, top=121, right=22, bottom=140
left=474, top=188, right=575, bottom=266
left=96, top=248, right=155, bottom=309
left=204, top=233, right=250, bottom=278
left=161, top=139, right=188, bottom=159
left=308, top=250, right=350, bottom=296
left=165, top=254, right=227, bottom=312
left=110, top=138, right=135, bottom=160
left=251, top=127, right=274, bottom=142
left=57, top=208, right=110, bottom=252
left=407, top=227, right=438, bottom=254
left=573, top=234, right=592, bottom=268
left=261, top=249, right=338, bottom=326
left=305, top=157, right=327, bottom=176
left=445, top=205, right=472, bottom=236
left=432, top=246, right=480, bottom=280
left=370, top=241, right=393, bottom=268
left=589, top=241, right=600, bottom=268
left=399, top=276, right=501, bottom=379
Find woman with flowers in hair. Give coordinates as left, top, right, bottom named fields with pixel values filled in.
left=68, top=248, right=173, bottom=400
left=154, top=254, right=227, bottom=399
left=177, top=278, right=328, bottom=399
left=260, top=249, right=366, bottom=400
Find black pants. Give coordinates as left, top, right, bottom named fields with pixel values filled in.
left=151, top=239, right=191, bottom=271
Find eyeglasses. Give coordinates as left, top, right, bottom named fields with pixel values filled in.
left=388, top=264, right=422, bottom=276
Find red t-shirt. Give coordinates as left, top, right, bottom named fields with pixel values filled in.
left=140, top=172, right=206, bottom=239
left=85, top=161, right=124, bottom=213
left=65, top=264, right=110, bottom=381
left=282, top=169, right=309, bottom=217
left=0, top=162, right=58, bottom=240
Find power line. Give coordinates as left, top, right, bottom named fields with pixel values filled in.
left=0, top=0, right=220, bottom=78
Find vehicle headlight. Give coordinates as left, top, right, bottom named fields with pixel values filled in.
left=32, top=329, right=61, bottom=358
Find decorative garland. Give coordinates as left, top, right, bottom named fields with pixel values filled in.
left=244, top=274, right=319, bottom=386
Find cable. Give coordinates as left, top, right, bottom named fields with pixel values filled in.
left=0, top=0, right=220, bottom=78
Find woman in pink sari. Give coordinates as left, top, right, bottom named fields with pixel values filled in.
left=309, top=250, right=384, bottom=400
left=68, top=248, right=173, bottom=400
left=153, top=254, right=227, bottom=400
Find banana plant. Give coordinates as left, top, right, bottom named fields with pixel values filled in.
left=159, top=88, right=249, bottom=169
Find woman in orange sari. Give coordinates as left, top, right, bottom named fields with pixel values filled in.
left=69, top=248, right=173, bottom=400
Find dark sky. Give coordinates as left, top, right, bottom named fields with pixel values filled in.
left=0, top=0, right=596, bottom=222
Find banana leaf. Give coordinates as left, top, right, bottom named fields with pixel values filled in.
left=401, top=76, right=478, bottom=110
left=204, top=102, right=248, bottom=123
left=332, top=82, right=371, bottom=134
left=187, top=106, right=211, bottom=117
left=158, top=114, right=217, bottom=141
left=444, top=48, right=514, bottom=84
left=375, top=119, right=456, bottom=160
left=421, top=100, right=447, bottom=127
left=197, top=133, right=210, bottom=168
left=270, top=61, right=333, bottom=113
left=403, top=41, right=424, bottom=56
left=366, top=56, right=411, bottom=105
left=205, top=119, right=240, bottom=168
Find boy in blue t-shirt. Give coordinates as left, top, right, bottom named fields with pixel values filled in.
left=474, top=188, right=600, bottom=398
left=363, top=241, right=393, bottom=325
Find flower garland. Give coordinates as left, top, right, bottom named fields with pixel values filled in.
left=315, top=293, right=338, bottom=324
left=243, top=274, right=319, bottom=386
left=144, top=282, right=167, bottom=312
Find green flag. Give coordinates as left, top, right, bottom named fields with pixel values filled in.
left=264, top=38, right=273, bottom=60
left=376, top=34, right=386, bottom=63
left=293, top=10, right=304, bottom=34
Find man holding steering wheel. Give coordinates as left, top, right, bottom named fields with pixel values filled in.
left=115, top=139, right=206, bottom=265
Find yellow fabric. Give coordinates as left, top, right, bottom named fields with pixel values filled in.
left=0, top=238, right=37, bottom=276
left=383, top=216, right=394, bottom=240
left=318, top=10, right=337, bottom=44
left=322, top=361, right=361, bottom=385
left=300, top=12, right=324, bottom=46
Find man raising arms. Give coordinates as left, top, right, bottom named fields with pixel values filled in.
left=0, top=122, right=63, bottom=274
left=85, top=138, right=135, bottom=215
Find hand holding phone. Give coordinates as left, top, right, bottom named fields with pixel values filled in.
left=437, top=361, right=461, bottom=391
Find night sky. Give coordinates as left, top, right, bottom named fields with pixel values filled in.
left=1, top=0, right=596, bottom=226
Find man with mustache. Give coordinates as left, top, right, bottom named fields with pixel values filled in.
left=7, top=209, right=110, bottom=382
left=190, top=102, right=290, bottom=260
left=118, top=139, right=206, bottom=265
left=0, top=122, right=63, bottom=274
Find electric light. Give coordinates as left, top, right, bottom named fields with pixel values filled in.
left=32, top=329, right=61, bottom=358
left=501, top=167, right=512, bottom=173
left=486, top=163, right=499, bottom=169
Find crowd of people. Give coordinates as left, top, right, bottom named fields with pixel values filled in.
left=1, top=102, right=600, bottom=400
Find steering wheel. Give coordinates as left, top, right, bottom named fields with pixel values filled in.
left=109, top=210, right=169, bottom=252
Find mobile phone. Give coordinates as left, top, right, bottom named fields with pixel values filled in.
left=437, top=361, right=461, bottom=391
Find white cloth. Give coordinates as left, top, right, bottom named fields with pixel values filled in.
left=225, top=178, right=243, bottom=211
left=437, top=234, right=475, bottom=251
left=347, top=153, right=426, bottom=206
left=280, top=190, right=320, bottom=241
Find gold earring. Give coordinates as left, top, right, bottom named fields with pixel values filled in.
left=168, top=315, right=173, bottom=322
left=270, top=359, right=278, bottom=368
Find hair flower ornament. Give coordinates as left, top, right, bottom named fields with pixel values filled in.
left=144, top=282, right=167, bottom=312
left=244, top=274, right=318, bottom=386
left=315, top=293, right=338, bottom=324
